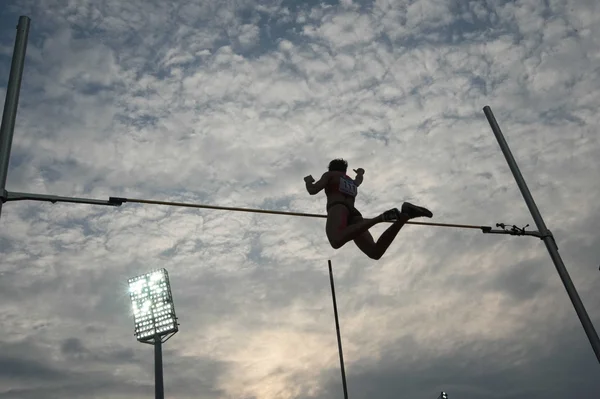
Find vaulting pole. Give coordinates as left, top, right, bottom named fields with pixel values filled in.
left=328, top=260, right=349, bottom=399
left=483, top=105, right=600, bottom=365
left=0, top=16, right=30, bottom=221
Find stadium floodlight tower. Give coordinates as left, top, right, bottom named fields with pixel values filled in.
left=128, top=268, right=179, bottom=399
left=436, top=391, right=448, bottom=399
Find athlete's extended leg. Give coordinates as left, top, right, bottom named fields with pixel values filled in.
left=354, top=214, right=409, bottom=259
left=326, top=205, right=387, bottom=249
left=353, top=203, right=433, bottom=259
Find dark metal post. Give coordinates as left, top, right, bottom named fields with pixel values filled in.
left=483, top=105, right=600, bottom=365
left=154, top=336, right=164, bottom=399
left=328, top=260, right=349, bottom=399
left=0, top=16, right=30, bottom=220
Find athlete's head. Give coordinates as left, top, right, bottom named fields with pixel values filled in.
left=328, top=158, right=348, bottom=173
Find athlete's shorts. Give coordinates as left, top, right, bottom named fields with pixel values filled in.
left=326, top=201, right=363, bottom=228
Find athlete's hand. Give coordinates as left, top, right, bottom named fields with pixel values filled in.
left=304, top=175, right=315, bottom=183
left=353, top=168, right=365, bottom=176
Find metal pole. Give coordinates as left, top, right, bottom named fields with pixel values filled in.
left=154, top=336, right=164, bottom=399
left=0, top=16, right=30, bottom=220
left=483, top=105, right=600, bottom=365
left=328, top=260, right=349, bottom=399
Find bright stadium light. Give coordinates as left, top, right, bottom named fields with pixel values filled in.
left=127, top=268, right=179, bottom=399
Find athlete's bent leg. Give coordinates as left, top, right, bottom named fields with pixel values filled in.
left=327, top=214, right=383, bottom=249
left=326, top=207, right=402, bottom=249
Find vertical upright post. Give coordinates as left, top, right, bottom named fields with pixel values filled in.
left=154, top=336, right=164, bottom=399
left=0, top=16, right=31, bottom=220
left=483, top=105, right=600, bottom=365
left=328, top=260, right=349, bottom=399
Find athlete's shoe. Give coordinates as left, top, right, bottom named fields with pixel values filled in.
left=382, top=208, right=402, bottom=222
left=401, top=202, right=433, bottom=219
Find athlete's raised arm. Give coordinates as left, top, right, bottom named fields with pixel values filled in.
left=304, top=172, right=330, bottom=195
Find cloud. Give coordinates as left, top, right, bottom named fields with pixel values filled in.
left=1, top=0, right=599, bottom=398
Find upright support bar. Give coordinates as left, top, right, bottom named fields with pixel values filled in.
left=483, top=105, right=600, bottom=365
left=0, top=16, right=30, bottom=220
left=328, top=260, right=349, bottom=399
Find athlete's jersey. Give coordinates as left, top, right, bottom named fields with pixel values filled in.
left=326, top=173, right=358, bottom=198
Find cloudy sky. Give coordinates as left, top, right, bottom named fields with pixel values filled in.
left=1, top=0, right=599, bottom=398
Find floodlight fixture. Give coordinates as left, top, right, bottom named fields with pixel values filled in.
left=127, top=268, right=179, bottom=399
left=128, top=268, right=178, bottom=343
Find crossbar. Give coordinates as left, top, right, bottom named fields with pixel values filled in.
left=3, top=191, right=489, bottom=230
